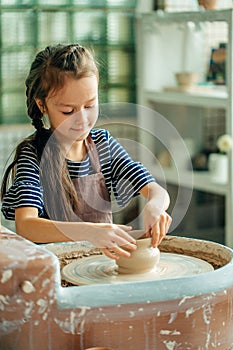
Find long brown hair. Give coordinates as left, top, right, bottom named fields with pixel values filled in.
left=1, top=44, right=99, bottom=221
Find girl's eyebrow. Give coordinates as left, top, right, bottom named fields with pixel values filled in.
left=56, top=96, right=97, bottom=107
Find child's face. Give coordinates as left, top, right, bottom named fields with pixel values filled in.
left=45, top=75, right=99, bottom=142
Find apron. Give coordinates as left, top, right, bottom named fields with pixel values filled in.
left=72, top=135, right=112, bottom=223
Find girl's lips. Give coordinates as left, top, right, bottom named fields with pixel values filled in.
left=70, top=127, right=86, bottom=133
left=71, top=128, right=83, bottom=132
left=69, top=127, right=90, bottom=139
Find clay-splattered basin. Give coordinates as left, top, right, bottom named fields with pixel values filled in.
left=1, top=228, right=233, bottom=350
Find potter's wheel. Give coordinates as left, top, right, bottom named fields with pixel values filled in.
left=61, top=252, right=213, bottom=286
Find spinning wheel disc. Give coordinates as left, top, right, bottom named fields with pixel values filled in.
left=61, top=252, right=213, bottom=286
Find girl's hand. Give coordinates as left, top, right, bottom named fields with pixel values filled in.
left=143, top=200, right=172, bottom=247
left=85, top=223, right=137, bottom=260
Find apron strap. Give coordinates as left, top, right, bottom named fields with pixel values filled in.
left=85, top=134, right=102, bottom=173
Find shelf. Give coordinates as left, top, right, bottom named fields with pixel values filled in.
left=145, top=89, right=228, bottom=109
left=150, top=164, right=227, bottom=195
left=137, top=8, right=233, bottom=247
left=140, top=9, right=233, bottom=24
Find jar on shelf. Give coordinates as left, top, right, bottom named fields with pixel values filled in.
left=208, top=153, right=228, bottom=184
left=198, top=0, right=217, bottom=10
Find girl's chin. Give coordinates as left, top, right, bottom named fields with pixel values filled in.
left=54, top=128, right=91, bottom=143
left=69, top=129, right=90, bottom=141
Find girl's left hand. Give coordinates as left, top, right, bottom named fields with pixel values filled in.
left=143, top=200, right=172, bottom=247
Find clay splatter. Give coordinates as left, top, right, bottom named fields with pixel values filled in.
left=1, top=269, right=12, bottom=283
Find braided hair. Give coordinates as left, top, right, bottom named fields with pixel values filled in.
left=1, top=44, right=99, bottom=221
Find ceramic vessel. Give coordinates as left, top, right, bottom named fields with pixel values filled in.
left=175, top=72, right=199, bottom=86
left=116, top=230, right=160, bottom=274
left=208, top=152, right=228, bottom=184
left=198, top=0, right=217, bottom=9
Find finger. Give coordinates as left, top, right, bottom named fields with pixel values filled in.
left=112, top=229, right=136, bottom=246
left=117, top=224, right=132, bottom=232
left=151, top=222, right=161, bottom=247
left=165, top=215, right=172, bottom=233
left=101, top=248, right=119, bottom=260
left=116, top=226, right=135, bottom=241
left=157, top=223, right=166, bottom=245
left=145, top=229, right=151, bottom=238
left=157, top=215, right=172, bottom=245
left=158, top=215, right=168, bottom=244
left=108, top=240, right=137, bottom=252
left=118, top=242, right=137, bottom=252
left=112, top=245, right=132, bottom=258
left=102, top=245, right=132, bottom=260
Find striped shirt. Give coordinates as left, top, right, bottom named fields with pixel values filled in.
left=1, top=128, right=155, bottom=220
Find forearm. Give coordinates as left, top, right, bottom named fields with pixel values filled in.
left=16, top=215, right=94, bottom=244
left=140, top=182, right=170, bottom=210
left=14, top=206, right=137, bottom=260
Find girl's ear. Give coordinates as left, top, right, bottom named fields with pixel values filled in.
left=35, top=98, right=46, bottom=114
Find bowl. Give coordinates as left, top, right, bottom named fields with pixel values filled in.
left=175, top=72, right=199, bottom=87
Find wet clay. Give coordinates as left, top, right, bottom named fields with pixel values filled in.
left=116, top=237, right=160, bottom=274
left=159, top=235, right=232, bottom=269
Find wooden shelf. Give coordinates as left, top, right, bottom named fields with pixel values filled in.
left=150, top=164, right=227, bottom=195
left=141, top=9, right=233, bottom=24
left=145, top=89, right=228, bottom=109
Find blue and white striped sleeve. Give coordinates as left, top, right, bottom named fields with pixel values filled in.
left=109, top=133, right=155, bottom=206
left=1, top=145, right=44, bottom=220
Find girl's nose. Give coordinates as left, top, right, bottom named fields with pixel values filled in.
left=74, top=109, right=87, bottom=124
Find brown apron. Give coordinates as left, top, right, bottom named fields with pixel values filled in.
left=72, top=135, right=112, bottom=223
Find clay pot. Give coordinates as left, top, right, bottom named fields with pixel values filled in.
left=175, top=72, right=199, bottom=87
left=198, top=0, right=217, bottom=10
left=116, top=231, right=160, bottom=274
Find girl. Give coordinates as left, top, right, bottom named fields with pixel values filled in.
left=1, top=44, right=171, bottom=259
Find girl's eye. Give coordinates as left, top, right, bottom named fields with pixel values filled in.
left=62, top=110, right=74, bottom=115
left=85, top=105, right=95, bottom=109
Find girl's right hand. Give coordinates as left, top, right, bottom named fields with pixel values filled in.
left=84, top=223, right=137, bottom=260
